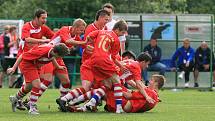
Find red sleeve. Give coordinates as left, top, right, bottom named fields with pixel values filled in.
left=84, top=25, right=93, bottom=40
left=87, top=30, right=99, bottom=40
left=59, top=27, right=70, bottom=43
left=129, top=64, right=142, bottom=81
left=110, top=37, right=120, bottom=60
left=21, top=23, right=31, bottom=40
left=43, top=25, right=54, bottom=39
left=22, top=45, right=52, bottom=60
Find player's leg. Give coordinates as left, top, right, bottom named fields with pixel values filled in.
left=28, top=78, right=41, bottom=115
left=9, top=82, right=31, bottom=112
left=110, top=73, right=124, bottom=113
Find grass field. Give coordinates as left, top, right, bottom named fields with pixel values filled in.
left=0, top=88, right=215, bottom=121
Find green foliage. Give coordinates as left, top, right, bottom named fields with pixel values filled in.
left=0, top=0, right=214, bottom=20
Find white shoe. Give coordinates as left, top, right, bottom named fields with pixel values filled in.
left=178, top=72, right=185, bottom=80
left=185, top=82, right=189, bottom=88
left=9, top=96, right=18, bottom=112
left=76, top=106, right=87, bottom=112
left=84, top=100, right=97, bottom=112
left=29, top=104, right=39, bottom=115
left=116, top=105, right=124, bottom=114
left=68, top=98, right=78, bottom=106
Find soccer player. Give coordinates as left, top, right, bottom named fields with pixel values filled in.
left=106, top=74, right=165, bottom=113
left=15, top=8, right=54, bottom=110
left=8, top=43, right=70, bottom=115
left=38, top=18, right=87, bottom=98
left=81, top=9, right=110, bottom=91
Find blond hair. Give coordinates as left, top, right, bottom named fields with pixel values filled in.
left=72, top=18, right=87, bottom=27
left=152, top=74, right=166, bottom=89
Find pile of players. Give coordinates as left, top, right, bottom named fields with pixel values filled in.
left=7, top=3, right=166, bottom=115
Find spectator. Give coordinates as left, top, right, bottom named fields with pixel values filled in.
left=194, top=41, right=215, bottom=87
left=0, top=25, right=10, bottom=88
left=171, top=38, right=195, bottom=87
left=142, top=38, right=166, bottom=85
left=8, top=25, right=19, bottom=57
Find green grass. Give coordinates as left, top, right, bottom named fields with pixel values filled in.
left=0, top=88, right=215, bottom=121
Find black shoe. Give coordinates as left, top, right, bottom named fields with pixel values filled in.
left=56, top=98, right=67, bottom=112
left=194, top=83, right=199, bottom=87
left=23, top=99, right=30, bottom=110
left=16, top=100, right=26, bottom=111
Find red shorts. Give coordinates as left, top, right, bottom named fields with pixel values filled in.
left=53, top=58, right=68, bottom=75
left=91, top=56, right=117, bottom=81
left=129, top=98, right=147, bottom=113
left=39, top=62, right=54, bottom=75
left=19, top=60, right=40, bottom=83
left=80, top=59, right=94, bottom=82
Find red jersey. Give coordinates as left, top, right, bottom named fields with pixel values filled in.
left=130, top=88, right=159, bottom=113
left=119, top=59, right=142, bottom=82
left=20, top=21, right=54, bottom=53
left=89, top=30, right=120, bottom=60
left=50, top=26, right=81, bottom=48
left=22, top=44, right=54, bottom=65
left=82, top=23, right=107, bottom=63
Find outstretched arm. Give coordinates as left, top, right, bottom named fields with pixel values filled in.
left=52, top=58, right=65, bottom=70
left=7, top=54, right=23, bottom=75
left=135, top=80, right=155, bottom=104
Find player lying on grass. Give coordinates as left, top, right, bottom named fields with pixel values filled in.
left=7, top=43, right=70, bottom=115
left=67, top=74, right=165, bottom=113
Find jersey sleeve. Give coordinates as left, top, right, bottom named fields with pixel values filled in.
left=43, top=25, right=54, bottom=39
left=21, top=24, right=31, bottom=40
left=59, top=27, right=71, bottom=43
left=22, top=45, right=52, bottom=60
left=129, top=63, right=142, bottom=81
left=110, top=37, right=120, bottom=60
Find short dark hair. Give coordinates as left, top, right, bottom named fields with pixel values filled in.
left=113, top=19, right=128, bottom=31
left=136, top=52, right=152, bottom=63
left=102, top=3, right=114, bottom=12
left=53, top=43, right=70, bottom=57
left=122, top=50, right=136, bottom=60
left=34, top=8, right=47, bottom=18
left=95, top=9, right=110, bottom=21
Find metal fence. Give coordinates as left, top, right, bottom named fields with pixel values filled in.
left=114, top=14, right=214, bottom=90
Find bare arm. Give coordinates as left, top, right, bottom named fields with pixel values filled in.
left=136, top=80, right=155, bottom=103
left=51, top=58, right=65, bottom=70
left=7, top=54, right=23, bottom=75
left=65, top=36, right=92, bottom=46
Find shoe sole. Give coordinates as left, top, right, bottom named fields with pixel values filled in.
left=9, top=96, right=16, bottom=112
left=56, top=99, right=67, bottom=112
